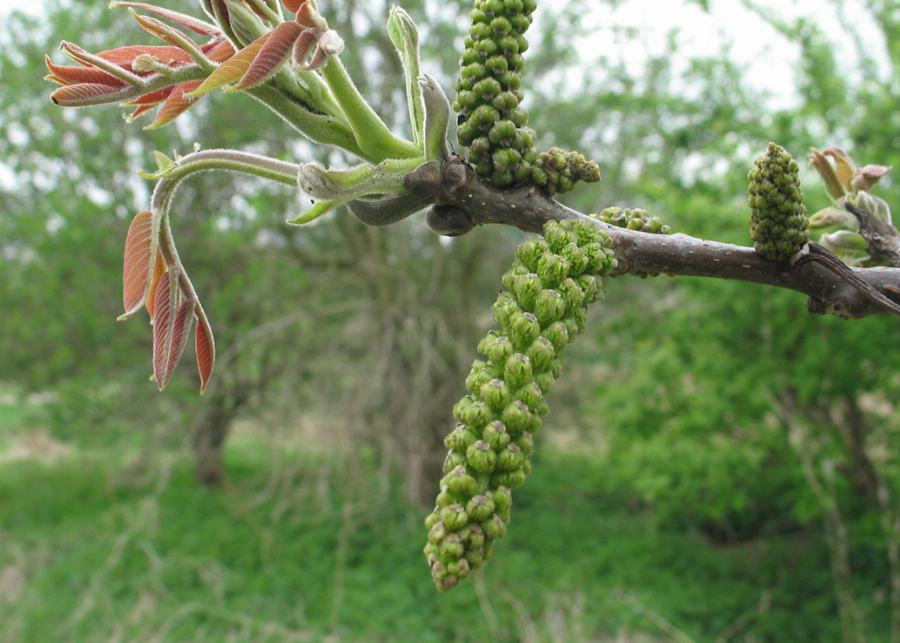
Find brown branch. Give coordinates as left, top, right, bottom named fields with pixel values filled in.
left=383, top=156, right=900, bottom=320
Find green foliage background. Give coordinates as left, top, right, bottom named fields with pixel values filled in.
left=0, top=0, right=897, bottom=641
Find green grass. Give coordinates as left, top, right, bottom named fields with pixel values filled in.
left=1, top=439, right=852, bottom=643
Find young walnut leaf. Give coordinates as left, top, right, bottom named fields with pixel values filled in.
left=144, top=252, right=166, bottom=317
left=44, top=55, right=125, bottom=87
left=194, top=304, right=216, bottom=393
left=146, top=80, right=203, bottom=129
left=233, top=21, right=303, bottom=90
left=121, top=210, right=158, bottom=318
left=50, top=83, right=126, bottom=107
left=188, top=34, right=269, bottom=96
left=110, top=2, right=221, bottom=36
left=152, top=270, right=195, bottom=390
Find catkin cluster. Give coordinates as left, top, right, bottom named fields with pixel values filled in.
left=455, top=0, right=538, bottom=187
left=747, top=142, right=809, bottom=261
left=597, top=207, right=671, bottom=235
left=454, top=1, right=600, bottom=194
left=531, top=148, right=602, bottom=196
left=424, top=218, right=617, bottom=591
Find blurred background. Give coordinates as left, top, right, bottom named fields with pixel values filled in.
left=1, top=0, right=898, bottom=640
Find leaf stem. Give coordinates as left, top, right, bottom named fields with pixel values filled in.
left=319, top=56, right=421, bottom=161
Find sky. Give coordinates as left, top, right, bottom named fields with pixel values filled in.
left=3, top=0, right=888, bottom=113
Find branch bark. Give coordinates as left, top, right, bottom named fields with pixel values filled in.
left=371, top=156, right=900, bottom=320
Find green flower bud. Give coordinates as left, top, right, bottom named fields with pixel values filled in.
left=483, top=513, right=508, bottom=539
left=483, top=420, right=511, bottom=450
left=525, top=336, right=556, bottom=372
left=500, top=399, right=533, bottom=433
left=537, top=253, right=570, bottom=288
left=440, top=504, right=470, bottom=531
left=467, top=441, right=498, bottom=473
left=459, top=399, right=495, bottom=428
left=543, top=321, right=570, bottom=352
left=480, top=379, right=511, bottom=412
left=487, top=335, right=514, bottom=366
left=503, top=353, right=533, bottom=389
left=535, top=288, right=567, bottom=326
left=492, top=292, right=520, bottom=327
left=511, top=272, right=542, bottom=311
left=516, top=239, right=549, bottom=272
left=514, top=381, right=543, bottom=409
left=424, top=511, right=441, bottom=530
left=544, top=220, right=577, bottom=252
left=466, top=494, right=496, bottom=522
left=445, top=424, right=478, bottom=452
left=443, top=450, right=467, bottom=473
left=440, top=533, right=465, bottom=559
left=492, top=468, right=527, bottom=489
left=444, top=466, right=480, bottom=498
left=535, top=371, right=555, bottom=394
left=428, top=520, right=448, bottom=544
left=509, top=311, right=541, bottom=349
left=515, top=432, right=534, bottom=456
left=496, top=443, right=526, bottom=471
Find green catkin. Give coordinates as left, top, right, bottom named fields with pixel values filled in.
left=531, top=147, right=602, bottom=196
left=747, top=142, right=809, bottom=261
left=595, top=207, right=671, bottom=278
left=454, top=1, right=600, bottom=194
left=455, top=0, right=539, bottom=187
left=596, top=207, right=671, bottom=235
left=424, top=218, right=617, bottom=591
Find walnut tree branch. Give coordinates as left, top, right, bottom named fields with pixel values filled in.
left=382, top=156, right=900, bottom=320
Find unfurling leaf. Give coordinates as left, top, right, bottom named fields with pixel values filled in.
left=187, top=34, right=269, bottom=96
left=233, top=21, right=303, bottom=90
left=144, top=252, right=166, bottom=318
left=50, top=82, right=126, bottom=107
left=194, top=303, right=216, bottom=393
left=44, top=55, right=124, bottom=87
left=110, top=2, right=221, bottom=36
left=152, top=270, right=195, bottom=390
left=121, top=210, right=159, bottom=318
left=146, top=80, right=203, bottom=129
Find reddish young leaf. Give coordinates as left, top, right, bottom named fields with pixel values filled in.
left=44, top=55, right=125, bottom=87
left=194, top=303, right=216, bottom=393
left=128, top=104, right=157, bottom=121
left=187, top=34, right=269, bottom=97
left=51, top=82, right=126, bottom=106
left=146, top=80, right=202, bottom=129
left=125, top=86, right=175, bottom=107
left=152, top=270, right=195, bottom=390
left=98, top=45, right=194, bottom=69
left=234, top=21, right=303, bottom=90
left=283, top=0, right=307, bottom=12
left=130, top=12, right=200, bottom=51
left=122, top=210, right=158, bottom=317
left=144, top=252, right=166, bottom=317
left=110, top=2, right=221, bottom=36
left=204, top=39, right=236, bottom=63
left=290, top=30, right=317, bottom=67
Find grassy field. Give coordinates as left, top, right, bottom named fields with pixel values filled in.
left=0, top=393, right=852, bottom=642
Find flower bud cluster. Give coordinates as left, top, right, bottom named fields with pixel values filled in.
left=531, top=148, right=601, bottom=196
left=747, top=142, right=809, bottom=261
left=424, top=218, right=616, bottom=591
left=455, top=0, right=539, bottom=187
left=597, top=207, right=671, bottom=235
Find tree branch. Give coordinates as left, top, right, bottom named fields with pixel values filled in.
left=388, top=156, right=900, bottom=320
